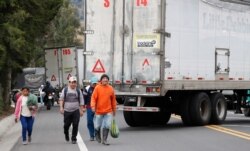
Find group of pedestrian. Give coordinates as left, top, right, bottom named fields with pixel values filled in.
left=14, top=74, right=117, bottom=146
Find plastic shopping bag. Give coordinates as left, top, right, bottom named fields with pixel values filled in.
left=110, top=119, right=119, bottom=138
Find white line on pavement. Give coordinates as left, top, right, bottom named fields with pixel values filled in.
left=77, top=132, right=88, bottom=151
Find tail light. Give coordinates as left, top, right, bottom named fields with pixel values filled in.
left=146, top=87, right=160, bottom=93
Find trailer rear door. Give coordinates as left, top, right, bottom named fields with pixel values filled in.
left=84, top=0, right=162, bottom=84
left=128, top=0, right=162, bottom=84
left=45, top=47, right=78, bottom=88
left=84, top=0, right=115, bottom=81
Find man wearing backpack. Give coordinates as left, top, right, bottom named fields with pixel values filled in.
left=59, top=76, right=85, bottom=144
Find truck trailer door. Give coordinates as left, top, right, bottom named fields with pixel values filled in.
left=45, top=47, right=79, bottom=88
left=128, top=0, right=162, bottom=83
left=84, top=0, right=163, bottom=84
left=83, top=0, right=115, bottom=81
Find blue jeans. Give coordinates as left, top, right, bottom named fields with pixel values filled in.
left=40, top=95, right=43, bottom=104
left=20, top=115, right=34, bottom=141
left=87, top=108, right=95, bottom=138
left=94, top=113, right=112, bottom=130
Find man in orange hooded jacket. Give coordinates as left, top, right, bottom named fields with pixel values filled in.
left=91, top=74, right=116, bottom=145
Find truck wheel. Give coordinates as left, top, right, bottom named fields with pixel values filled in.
left=132, top=112, right=151, bottom=126
left=210, top=92, right=227, bottom=124
left=150, top=99, right=171, bottom=125
left=151, top=111, right=171, bottom=125
left=243, top=108, right=250, bottom=117
left=190, top=92, right=211, bottom=126
left=181, top=96, right=193, bottom=126
left=132, top=97, right=151, bottom=126
left=123, top=100, right=137, bottom=127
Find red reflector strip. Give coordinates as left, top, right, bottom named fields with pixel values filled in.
left=219, top=77, right=224, bottom=80
left=116, top=106, right=160, bottom=112
left=136, top=107, right=147, bottom=111
left=238, top=78, right=244, bottom=80
left=115, top=80, right=121, bottom=84
left=123, top=107, right=133, bottom=111
left=197, top=77, right=204, bottom=80
left=141, top=80, right=147, bottom=84
left=167, top=77, right=173, bottom=80
left=229, top=78, right=234, bottom=80
left=126, top=80, right=133, bottom=84
left=152, top=108, right=159, bottom=112
left=184, top=77, right=192, bottom=80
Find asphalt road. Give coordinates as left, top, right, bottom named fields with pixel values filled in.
left=11, top=105, right=250, bottom=151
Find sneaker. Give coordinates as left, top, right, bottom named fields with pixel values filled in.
left=22, top=141, right=28, bottom=145
left=28, top=136, right=32, bottom=142
left=72, top=140, right=77, bottom=144
left=90, top=137, right=95, bottom=141
left=65, top=135, right=69, bottom=142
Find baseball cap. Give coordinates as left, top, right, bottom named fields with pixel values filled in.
left=69, top=76, right=77, bottom=82
left=90, top=76, right=98, bottom=84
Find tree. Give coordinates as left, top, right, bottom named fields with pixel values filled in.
left=0, top=0, right=63, bottom=111
left=44, top=0, right=84, bottom=48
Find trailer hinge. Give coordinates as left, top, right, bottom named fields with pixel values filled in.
left=153, top=29, right=171, bottom=38
left=83, top=30, right=94, bottom=34
left=83, top=51, right=94, bottom=55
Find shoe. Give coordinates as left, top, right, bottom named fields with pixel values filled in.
left=65, top=135, right=69, bottom=142
left=72, top=140, right=77, bottom=144
left=90, top=137, right=95, bottom=141
left=22, top=141, right=28, bottom=145
left=28, top=136, right=32, bottom=142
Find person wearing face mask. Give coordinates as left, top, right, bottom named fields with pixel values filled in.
left=91, top=74, right=116, bottom=145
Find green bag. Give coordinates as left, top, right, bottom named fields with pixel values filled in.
left=26, top=93, right=38, bottom=111
left=110, top=119, right=119, bottom=138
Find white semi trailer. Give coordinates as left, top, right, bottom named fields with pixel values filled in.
left=83, top=0, right=250, bottom=126
left=44, top=47, right=84, bottom=89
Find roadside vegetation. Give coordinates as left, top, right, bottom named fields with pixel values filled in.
left=0, top=0, right=83, bottom=116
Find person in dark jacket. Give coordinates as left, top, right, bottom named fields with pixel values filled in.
left=84, top=76, right=98, bottom=141
left=42, top=81, right=55, bottom=105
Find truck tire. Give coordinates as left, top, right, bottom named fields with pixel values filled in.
left=123, top=100, right=137, bottom=127
left=210, top=92, right=227, bottom=124
left=180, top=96, right=193, bottom=126
left=151, top=111, right=171, bottom=125
left=123, top=98, right=151, bottom=127
left=243, top=108, right=250, bottom=117
left=190, top=92, right=211, bottom=126
left=132, top=112, right=151, bottom=126
left=132, top=97, right=151, bottom=126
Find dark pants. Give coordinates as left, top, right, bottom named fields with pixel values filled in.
left=87, top=108, right=95, bottom=138
left=20, top=115, right=34, bottom=141
left=64, top=109, right=80, bottom=141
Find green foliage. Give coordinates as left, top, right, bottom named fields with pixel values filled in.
left=0, top=0, right=64, bottom=110
left=44, top=0, right=84, bottom=47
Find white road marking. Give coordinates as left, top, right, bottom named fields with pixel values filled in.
left=77, top=132, right=88, bottom=151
